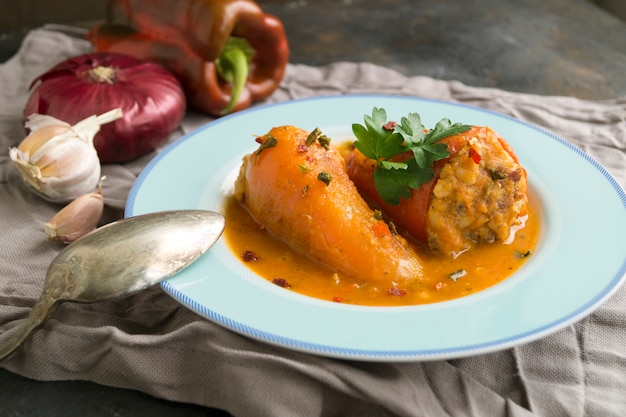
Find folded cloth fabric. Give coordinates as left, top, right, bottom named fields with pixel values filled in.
left=1, top=28, right=625, bottom=417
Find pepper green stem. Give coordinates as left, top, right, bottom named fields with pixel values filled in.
left=216, top=37, right=253, bottom=115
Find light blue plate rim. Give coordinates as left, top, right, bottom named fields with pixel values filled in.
left=126, top=94, right=626, bottom=361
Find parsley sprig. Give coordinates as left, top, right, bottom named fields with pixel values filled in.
left=352, top=107, right=472, bottom=206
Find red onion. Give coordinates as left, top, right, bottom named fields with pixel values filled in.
left=24, top=52, right=186, bottom=163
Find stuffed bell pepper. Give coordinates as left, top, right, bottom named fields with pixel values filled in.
left=345, top=109, right=529, bottom=257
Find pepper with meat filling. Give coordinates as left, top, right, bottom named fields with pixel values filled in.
left=346, top=125, right=529, bottom=257
left=88, top=0, right=289, bottom=115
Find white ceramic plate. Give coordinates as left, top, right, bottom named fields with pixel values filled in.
left=126, top=95, right=626, bottom=362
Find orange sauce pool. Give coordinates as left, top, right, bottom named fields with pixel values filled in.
left=222, top=194, right=541, bottom=307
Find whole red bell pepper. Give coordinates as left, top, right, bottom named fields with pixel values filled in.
left=88, top=0, right=289, bottom=116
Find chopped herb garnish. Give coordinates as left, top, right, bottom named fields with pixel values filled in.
left=306, top=128, right=319, bottom=145
left=373, top=209, right=383, bottom=220
left=306, top=127, right=331, bottom=149
left=515, top=250, right=532, bottom=258
left=318, top=135, right=331, bottom=150
left=317, top=171, right=332, bottom=185
left=353, top=107, right=471, bottom=205
left=253, top=135, right=277, bottom=164
left=298, top=164, right=312, bottom=174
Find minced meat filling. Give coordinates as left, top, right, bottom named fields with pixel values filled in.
left=428, top=134, right=528, bottom=256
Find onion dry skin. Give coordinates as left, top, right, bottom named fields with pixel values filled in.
left=24, top=52, right=186, bottom=163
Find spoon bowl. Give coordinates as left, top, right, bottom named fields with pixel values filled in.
left=0, top=209, right=225, bottom=360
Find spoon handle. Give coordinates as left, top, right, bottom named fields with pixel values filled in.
left=0, top=293, right=58, bottom=360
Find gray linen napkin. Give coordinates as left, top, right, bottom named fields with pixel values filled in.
left=1, top=28, right=625, bottom=417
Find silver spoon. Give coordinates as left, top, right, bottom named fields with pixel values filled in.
left=0, top=209, right=225, bottom=360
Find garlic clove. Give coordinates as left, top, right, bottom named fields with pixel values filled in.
left=9, top=148, right=43, bottom=191
left=44, top=178, right=105, bottom=244
left=24, top=113, right=71, bottom=132
left=9, top=109, right=122, bottom=203
left=32, top=132, right=100, bottom=179
left=18, top=124, right=69, bottom=156
left=9, top=137, right=102, bottom=203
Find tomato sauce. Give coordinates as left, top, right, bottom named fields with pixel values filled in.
left=222, top=193, right=541, bottom=307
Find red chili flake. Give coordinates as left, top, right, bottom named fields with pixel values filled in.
left=297, top=144, right=309, bottom=153
left=468, top=147, right=481, bottom=164
left=434, top=282, right=444, bottom=290
left=332, top=296, right=344, bottom=303
left=383, top=121, right=397, bottom=130
left=242, top=250, right=259, bottom=262
left=272, top=278, right=290, bottom=288
left=388, top=287, right=407, bottom=297
left=372, top=221, right=391, bottom=238
left=255, top=136, right=263, bottom=144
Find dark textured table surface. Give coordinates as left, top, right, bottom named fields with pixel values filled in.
left=1, top=0, right=625, bottom=416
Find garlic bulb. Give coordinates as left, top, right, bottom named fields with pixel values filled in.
left=9, top=108, right=122, bottom=203
left=44, top=177, right=105, bottom=244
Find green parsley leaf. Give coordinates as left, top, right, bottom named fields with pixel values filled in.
left=425, top=118, right=473, bottom=143
left=412, top=142, right=450, bottom=170
left=352, top=108, right=405, bottom=161
left=373, top=165, right=411, bottom=206
left=352, top=107, right=471, bottom=206
left=394, top=113, right=426, bottom=146
left=373, top=158, right=434, bottom=205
